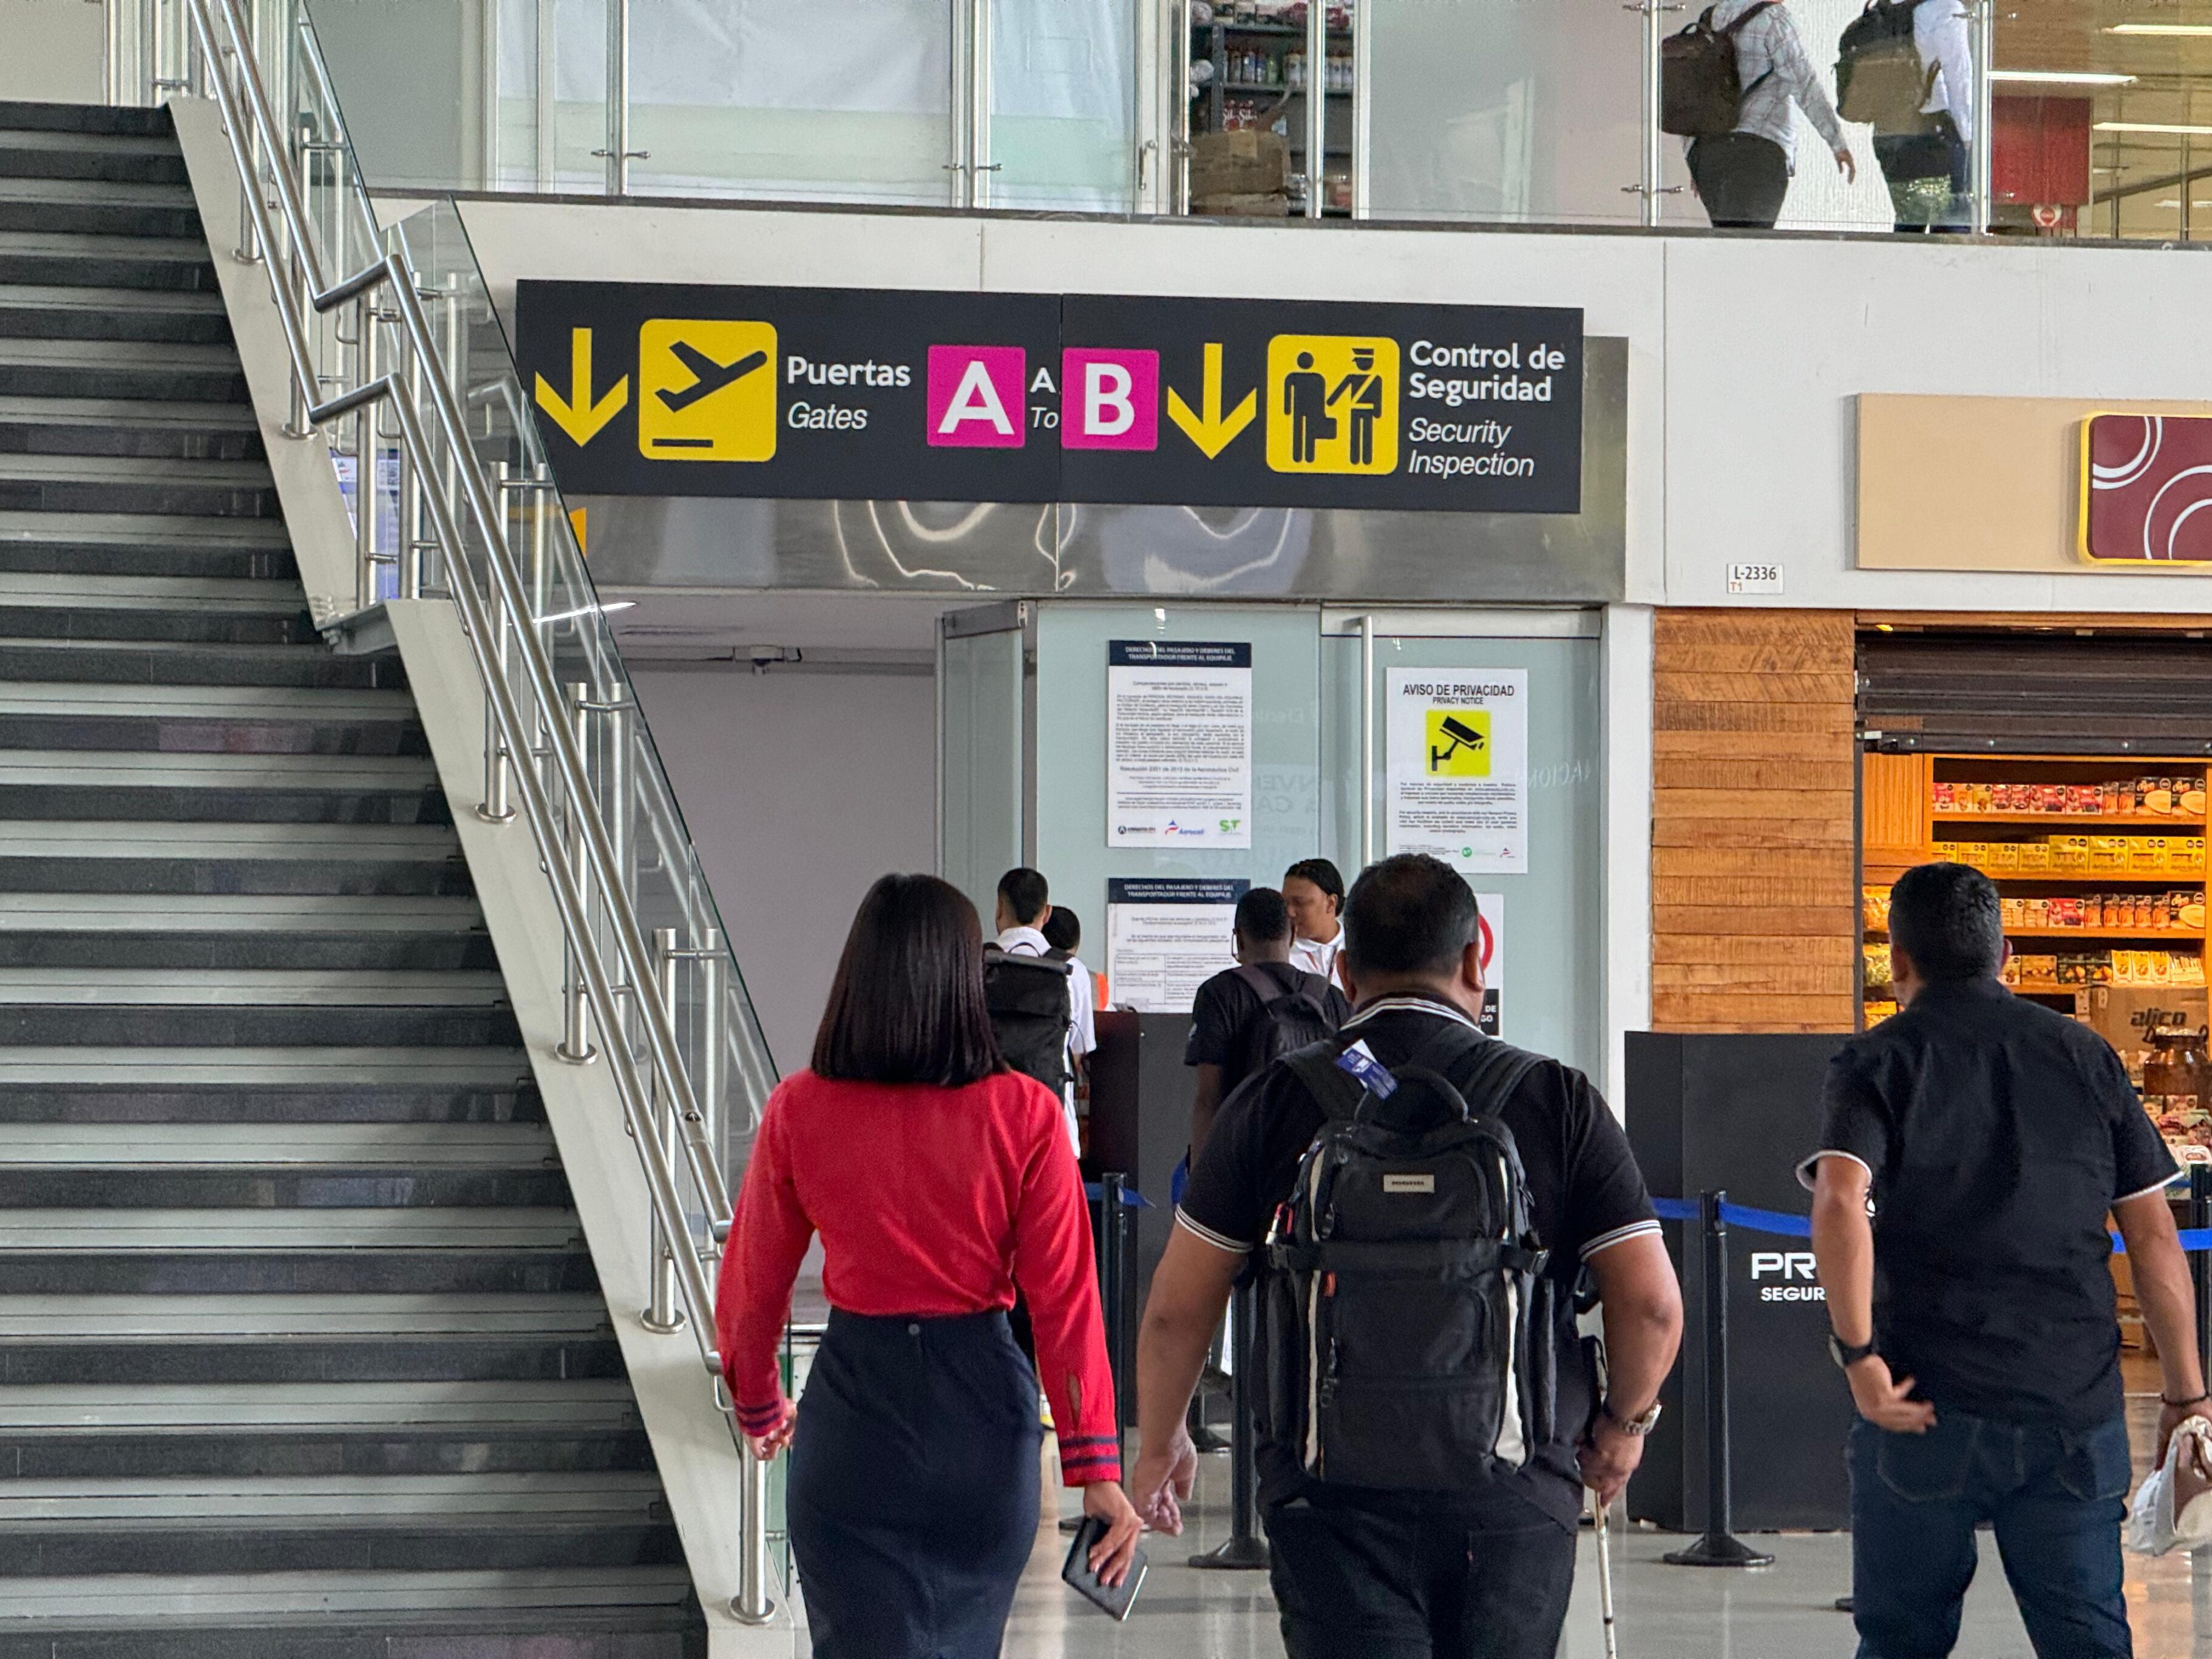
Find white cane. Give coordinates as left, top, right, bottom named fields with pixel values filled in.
left=1589, top=1488, right=1619, bottom=1659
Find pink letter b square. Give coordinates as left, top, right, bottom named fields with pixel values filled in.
left=1062, top=349, right=1159, bottom=451
left=926, top=345, right=1026, bottom=448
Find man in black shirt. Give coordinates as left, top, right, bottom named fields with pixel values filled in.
left=1184, top=886, right=1351, bottom=1160
left=1128, top=855, right=1683, bottom=1659
left=1807, top=861, right=2208, bottom=1659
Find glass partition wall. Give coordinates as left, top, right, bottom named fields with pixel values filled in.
left=138, top=0, right=2212, bottom=238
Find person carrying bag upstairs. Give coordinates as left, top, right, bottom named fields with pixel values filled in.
left=1126, top=854, right=1683, bottom=1659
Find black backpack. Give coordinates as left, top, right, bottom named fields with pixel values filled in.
left=982, top=946, right=1074, bottom=1097
left=1836, top=0, right=1935, bottom=131
left=1258, top=1023, right=1555, bottom=1491
left=1223, top=965, right=1342, bottom=1097
left=1660, top=2, right=1777, bottom=137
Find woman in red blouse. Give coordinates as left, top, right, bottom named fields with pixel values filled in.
left=717, top=873, right=1140, bottom=1658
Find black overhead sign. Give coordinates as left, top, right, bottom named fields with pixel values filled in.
left=514, top=282, right=1584, bottom=516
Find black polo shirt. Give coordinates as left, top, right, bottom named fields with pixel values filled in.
left=1184, top=961, right=1351, bottom=1101
left=1176, top=995, right=1660, bottom=1527
left=1800, top=976, right=2177, bottom=1428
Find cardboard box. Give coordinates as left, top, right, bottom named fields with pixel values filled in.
left=1191, top=191, right=1290, bottom=218
left=1190, top=130, right=1289, bottom=197
left=2086, top=984, right=2208, bottom=1053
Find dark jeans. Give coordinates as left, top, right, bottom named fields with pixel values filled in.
left=1266, top=1495, right=1576, bottom=1659
left=1850, top=1413, right=2134, bottom=1659
left=1688, top=132, right=1791, bottom=229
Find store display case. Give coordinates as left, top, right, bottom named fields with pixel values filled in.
left=1186, top=0, right=1354, bottom=217
left=1862, top=750, right=2212, bottom=1164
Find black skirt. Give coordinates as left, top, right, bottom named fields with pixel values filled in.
left=788, top=1309, right=1044, bottom=1659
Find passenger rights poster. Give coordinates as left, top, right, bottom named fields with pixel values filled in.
left=1385, top=669, right=1529, bottom=874
left=1106, top=641, right=1252, bottom=847
left=1105, top=878, right=1246, bottom=1014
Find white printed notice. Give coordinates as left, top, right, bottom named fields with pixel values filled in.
left=1105, top=878, right=1246, bottom=1015
left=1107, top=640, right=1252, bottom=847
left=1386, top=668, right=1530, bottom=874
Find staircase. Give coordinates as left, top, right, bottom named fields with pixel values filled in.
left=0, top=101, right=706, bottom=1656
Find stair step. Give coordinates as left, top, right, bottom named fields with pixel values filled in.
left=0, top=1246, right=595, bottom=1299
left=0, top=750, right=447, bottom=828
left=0, top=1004, right=521, bottom=1048
left=0, top=969, right=504, bottom=1007
left=0, top=339, right=246, bottom=404
left=0, top=1295, right=611, bottom=1340
left=0, top=1334, right=620, bottom=1388
left=0, top=453, right=276, bottom=519
left=0, top=283, right=230, bottom=348
left=0, top=682, right=424, bottom=759
left=0, top=180, right=204, bottom=242
left=0, top=395, right=261, bottom=462
left=0, top=1570, right=702, bottom=1656
left=0, top=1047, right=523, bottom=1086
left=0, top=134, right=188, bottom=189
left=0, top=1209, right=582, bottom=1251
left=0, top=1382, right=652, bottom=1479
left=0, top=821, right=468, bottom=897
left=0, top=1081, right=541, bottom=1127
left=0, top=104, right=175, bottom=139
left=0, top=230, right=215, bottom=294
left=0, top=1121, right=545, bottom=1165
left=0, top=640, right=390, bottom=689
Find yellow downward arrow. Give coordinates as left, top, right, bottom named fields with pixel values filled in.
left=1165, top=342, right=1257, bottom=460
left=533, top=328, right=629, bottom=447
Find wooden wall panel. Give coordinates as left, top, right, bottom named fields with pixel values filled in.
left=1652, top=609, right=1859, bottom=1033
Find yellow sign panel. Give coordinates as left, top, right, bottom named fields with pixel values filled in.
left=1265, top=334, right=1399, bottom=476
left=1425, top=709, right=1491, bottom=777
left=637, top=319, right=778, bottom=462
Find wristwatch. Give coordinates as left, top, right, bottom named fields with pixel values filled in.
left=1829, top=1333, right=1879, bottom=1371
left=1602, top=1399, right=1662, bottom=1436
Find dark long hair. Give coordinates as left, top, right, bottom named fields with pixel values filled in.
left=811, top=874, right=1007, bottom=1087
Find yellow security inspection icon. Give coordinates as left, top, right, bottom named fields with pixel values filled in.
left=1426, top=709, right=1490, bottom=777
left=637, top=319, right=778, bottom=462
left=1266, top=334, right=1398, bottom=475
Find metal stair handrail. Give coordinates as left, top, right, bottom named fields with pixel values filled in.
left=168, top=0, right=779, bottom=1625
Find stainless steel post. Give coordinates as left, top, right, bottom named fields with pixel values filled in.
left=730, top=1451, right=778, bottom=1625
left=1970, top=0, right=1994, bottom=236
left=642, top=925, right=685, bottom=1334
left=352, top=294, right=378, bottom=612
left=1303, top=0, right=1324, bottom=218
left=602, top=0, right=630, bottom=195
left=557, top=680, right=597, bottom=1064
left=478, top=463, right=520, bottom=824
left=1641, top=1, right=1663, bottom=226
left=700, top=926, right=727, bottom=1166
left=1357, top=613, right=1375, bottom=870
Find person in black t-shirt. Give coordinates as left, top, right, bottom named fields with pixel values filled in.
left=1128, top=856, right=1683, bottom=1659
left=1806, top=861, right=2208, bottom=1659
left=1184, top=886, right=1350, bottom=1161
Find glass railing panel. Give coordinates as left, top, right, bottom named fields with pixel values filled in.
left=625, top=0, right=958, bottom=206
left=989, top=0, right=1139, bottom=212
left=1363, top=0, right=1647, bottom=226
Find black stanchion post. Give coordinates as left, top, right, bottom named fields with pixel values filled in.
left=1101, top=1173, right=1133, bottom=1423
left=2191, top=1168, right=2210, bottom=1385
left=1663, top=1188, right=1774, bottom=1568
left=1191, top=1277, right=1269, bottom=1569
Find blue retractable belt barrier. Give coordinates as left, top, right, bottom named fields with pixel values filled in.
left=1652, top=1195, right=2212, bottom=1254
left=1085, top=1181, right=1154, bottom=1209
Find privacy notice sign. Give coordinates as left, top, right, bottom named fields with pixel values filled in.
left=514, top=281, right=1583, bottom=514
left=1386, top=668, right=1530, bottom=874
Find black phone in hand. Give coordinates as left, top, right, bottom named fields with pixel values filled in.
left=1061, top=1516, right=1147, bottom=1621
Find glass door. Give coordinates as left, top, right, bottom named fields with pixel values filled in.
left=939, top=603, right=1031, bottom=925
left=1320, top=611, right=1604, bottom=1079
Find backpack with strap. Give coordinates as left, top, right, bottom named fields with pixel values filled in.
left=1836, top=0, right=1935, bottom=130
left=982, top=945, right=1074, bottom=1098
left=1258, top=1022, right=1556, bottom=1492
left=1223, top=964, right=1342, bottom=1096
left=1660, top=2, right=1778, bottom=138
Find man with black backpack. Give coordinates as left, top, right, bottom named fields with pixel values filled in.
left=1834, top=0, right=1973, bottom=231
left=1665, top=0, right=1856, bottom=229
left=1128, top=855, right=1683, bottom=1659
left=986, top=867, right=1091, bottom=1156
left=1185, top=886, right=1350, bottom=1161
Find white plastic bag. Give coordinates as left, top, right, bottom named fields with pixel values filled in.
left=2126, top=1417, right=2212, bottom=1556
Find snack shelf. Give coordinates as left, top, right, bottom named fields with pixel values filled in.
left=1932, top=812, right=2207, bottom=829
